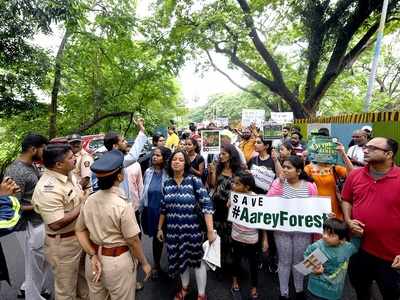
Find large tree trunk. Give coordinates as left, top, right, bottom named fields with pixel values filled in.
left=49, top=29, right=70, bottom=139
left=226, top=0, right=388, bottom=119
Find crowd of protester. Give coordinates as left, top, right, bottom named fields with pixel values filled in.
left=0, top=119, right=399, bottom=300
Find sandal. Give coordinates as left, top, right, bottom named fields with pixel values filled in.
left=174, top=286, right=189, bottom=300
left=250, top=292, right=259, bottom=299
left=230, top=286, right=241, bottom=294
left=197, top=295, right=207, bottom=300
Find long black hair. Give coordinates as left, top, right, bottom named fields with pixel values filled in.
left=283, top=155, right=314, bottom=182
left=216, top=144, right=242, bottom=176
left=167, top=150, right=191, bottom=178
left=257, top=137, right=272, bottom=155
left=189, top=137, right=201, bottom=154
left=280, top=141, right=296, bottom=156
left=152, top=146, right=172, bottom=169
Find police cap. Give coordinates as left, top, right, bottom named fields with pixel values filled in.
left=90, top=149, right=124, bottom=177
left=68, top=134, right=82, bottom=143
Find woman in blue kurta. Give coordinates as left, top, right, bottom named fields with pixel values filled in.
left=140, top=146, right=171, bottom=279
left=157, top=150, right=215, bottom=300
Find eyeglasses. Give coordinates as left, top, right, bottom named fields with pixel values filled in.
left=362, top=145, right=390, bottom=152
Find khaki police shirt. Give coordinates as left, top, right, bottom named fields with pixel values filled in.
left=75, top=186, right=140, bottom=247
left=73, top=149, right=93, bottom=181
left=32, top=169, right=84, bottom=235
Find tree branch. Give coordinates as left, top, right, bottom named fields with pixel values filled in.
left=304, top=2, right=327, bottom=99
left=205, top=50, right=281, bottom=111
left=304, top=1, right=381, bottom=110
left=49, top=28, right=70, bottom=138
left=236, top=0, right=288, bottom=86
left=73, top=111, right=134, bottom=133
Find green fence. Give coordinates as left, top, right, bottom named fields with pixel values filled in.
left=294, top=111, right=400, bottom=165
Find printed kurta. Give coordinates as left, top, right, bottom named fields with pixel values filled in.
left=161, top=175, right=213, bottom=276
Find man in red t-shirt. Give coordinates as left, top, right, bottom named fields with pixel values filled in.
left=341, top=137, right=400, bottom=300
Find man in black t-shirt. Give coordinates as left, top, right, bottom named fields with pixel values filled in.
left=5, top=133, right=51, bottom=299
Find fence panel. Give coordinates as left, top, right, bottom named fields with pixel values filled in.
left=373, top=122, right=400, bottom=164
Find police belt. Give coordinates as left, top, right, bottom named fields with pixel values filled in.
left=47, top=231, right=75, bottom=239
left=92, top=243, right=129, bottom=257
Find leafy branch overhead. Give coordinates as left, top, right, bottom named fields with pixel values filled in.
left=154, top=0, right=400, bottom=118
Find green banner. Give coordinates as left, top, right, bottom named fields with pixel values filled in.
left=307, top=136, right=338, bottom=164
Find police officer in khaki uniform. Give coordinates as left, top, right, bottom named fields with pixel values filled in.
left=75, top=150, right=151, bottom=300
left=69, top=134, right=93, bottom=191
left=32, top=144, right=89, bottom=300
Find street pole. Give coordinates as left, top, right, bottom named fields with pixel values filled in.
left=364, top=0, right=389, bottom=112
left=363, top=0, right=390, bottom=112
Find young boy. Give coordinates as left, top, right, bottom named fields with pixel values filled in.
left=304, top=218, right=360, bottom=300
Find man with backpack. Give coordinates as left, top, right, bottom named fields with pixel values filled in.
left=4, top=133, right=51, bottom=300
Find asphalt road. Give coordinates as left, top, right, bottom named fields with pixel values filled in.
left=0, top=233, right=381, bottom=300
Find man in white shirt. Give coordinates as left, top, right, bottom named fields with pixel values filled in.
left=347, top=130, right=368, bottom=166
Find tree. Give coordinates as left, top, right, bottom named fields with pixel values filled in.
left=319, top=30, right=400, bottom=115
left=0, top=0, right=84, bottom=118
left=152, top=0, right=400, bottom=118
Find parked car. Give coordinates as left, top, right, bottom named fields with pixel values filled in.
left=50, top=134, right=105, bottom=155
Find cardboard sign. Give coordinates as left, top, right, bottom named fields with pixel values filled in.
left=201, top=130, right=221, bottom=154
left=307, top=136, right=339, bottom=164
left=242, top=109, right=265, bottom=128
left=228, top=192, right=332, bottom=234
left=249, top=165, right=275, bottom=191
left=264, top=123, right=283, bottom=138
left=270, top=112, right=294, bottom=124
left=215, top=117, right=229, bottom=127
left=294, top=248, right=328, bottom=275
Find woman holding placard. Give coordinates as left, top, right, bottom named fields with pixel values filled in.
left=304, top=141, right=353, bottom=221
left=248, top=137, right=282, bottom=194
left=208, top=144, right=243, bottom=267
left=267, top=155, right=318, bottom=300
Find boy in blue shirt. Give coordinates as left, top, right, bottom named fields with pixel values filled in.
left=304, top=218, right=360, bottom=300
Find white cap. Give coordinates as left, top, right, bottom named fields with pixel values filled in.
left=361, top=125, right=372, bottom=132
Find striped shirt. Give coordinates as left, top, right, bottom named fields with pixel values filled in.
left=231, top=192, right=259, bottom=244
left=282, top=180, right=310, bottom=198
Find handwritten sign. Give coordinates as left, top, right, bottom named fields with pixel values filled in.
left=270, top=112, right=293, bottom=124
left=242, top=109, right=265, bottom=128
left=249, top=165, right=275, bottom=191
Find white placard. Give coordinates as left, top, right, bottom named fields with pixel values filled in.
left=228, top=192, right=332, bottom=234
left=242, top=109, right=265, bottom=128
left=294, top=248, right=328, bottom=275
left=249, top=165, right=275, bottom=191
left=270, top=112, right=294, bottom=124
left=216, top=117, right=229, bottom=127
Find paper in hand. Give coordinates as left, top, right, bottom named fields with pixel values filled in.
left=294, top=248, right=328, bottom=276
left=202, top=232, right=221, bottom=271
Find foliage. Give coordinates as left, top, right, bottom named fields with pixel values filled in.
left=0, top=0, right=87, bottom=116
left=151, top=0, right=400, bottom=117
left=0, top=0, right=184, bottom=169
